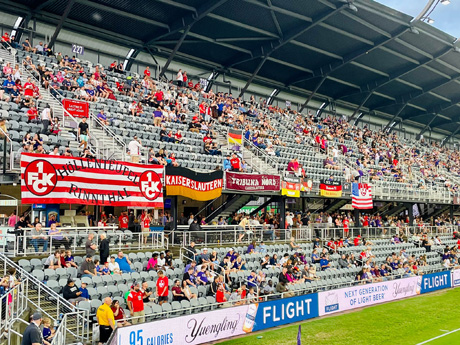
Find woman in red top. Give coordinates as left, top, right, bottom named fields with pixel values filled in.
left=23, top=77, right=34, bottom=97
left=174, top=130, right=183, bottom=143
left=216, top=285, right=227, bottom=304
left=110, top=300, right=131, bottom=327
left=183, top=71, right=187, bottom=84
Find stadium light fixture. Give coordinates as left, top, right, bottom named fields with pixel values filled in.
left=347, top=3, right=358, bottom=12
left=10, top=16, right=23, bottom=37
left=410, top=27, right=420, bottom=35
left=441, top=0, right=450, bottom=5
left=427, top=17, right=435, bottom=24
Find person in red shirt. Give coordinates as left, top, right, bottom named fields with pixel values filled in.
left=156, top=270, right=169, bottom=306
left=183, top=71, right=187, bottom=84
left=216, top=285, right=227, bottom=304
left=27, top=106, right=38, bottom=122
left=194, top=82, right=201, bottom=90
left=118, top=212, right=128, bottom=230
left=343, top=217, right=349, bottom=236
left=109, top=61, right=117, bottom=71
left=127, top=282, right=145, bottom=324
left=230, top=153, right=242, bottom=172
left=144, top=66, right=151, bottom=77
left=142, top=213, right=151, bottom=244
left=154, top=90, right=164, bottom=102
left=1, top=32, right=10, bottom=44
left=362, top=215, right=369, bottom=227
left=188, top=80, right=193, bottom=88
left=354, top=235, right=361, bottom=246
left=199, top=101, right=206, bottom=116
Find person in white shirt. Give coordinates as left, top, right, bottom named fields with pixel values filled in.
left=286, top=213, right=294, bottom=229
left=48, top=145, right=60, bottom=156
left=176, top=69, right=183, bottom=87
left=41, top=105, right=52, bottom=133
left=332, top=147, right=339, bottom=163
left=108, top=256, right=121, bottom=274
left=128, top=136, right=142, bottom=162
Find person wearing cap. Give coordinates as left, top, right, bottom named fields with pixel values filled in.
left=80, top=255, right=97, bottom=278
left=127, top=282, right=145, bottom=324
left=62, top=279, right=86, bottom=305
left=96, top=297, right=115, bottom=345
left=200, top=248, right=211, bottom=266
left=21, top=311, right=44, bottom=345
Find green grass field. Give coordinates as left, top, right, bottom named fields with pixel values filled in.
left=218, top=287, right=460, bottom=345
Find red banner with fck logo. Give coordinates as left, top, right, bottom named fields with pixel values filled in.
left=20, top=153, right=164, bottom=207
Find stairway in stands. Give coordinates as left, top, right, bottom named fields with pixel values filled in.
left=0, top=254, right=89, bottom=345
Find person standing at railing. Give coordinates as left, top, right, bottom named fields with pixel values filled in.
left=96, top=297, right=115, bottom=345
left=99, top=233, right=110, bottom=266
left=21, top=312, right=44, bottom=345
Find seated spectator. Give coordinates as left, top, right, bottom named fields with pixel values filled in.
left=183, top=266, right=197, bottom=287
left=108, top=256, right=121, bottom=275
left=276, top=281, right=294, bottom=298
left=172, top=279, right=186, bottom=301
left=44, top=251, right=62, bottom=269
left=97, top=110, right=109, bottom=126
left=63, top=278, right=86, bottom=305
left=320, top=254, right=331, bottom=270
left=115, top=251, right=132, bottom=273
left=216, top=285, right=227, bottom=304
left=80, top=255, right=97, bottom=278
left=79, top=282, right=90, bottom=300
left=230, top=153, right=242, bottom=171
left=111, top=299, right=131, bottom=327
left=146, top=253, right=158, bottom=271
left=64, top=250, right=78, bottom=268
left=196, top=265, right=210, bottom=285
left=181, top=280, right=197, bottom=300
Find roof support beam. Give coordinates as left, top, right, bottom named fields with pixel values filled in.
left=34, top=0, right=58, bottom=12
left=418, top=114, right=438, bottom=136
left=146, top=0, right=229, bottom=44
left=442, top=126, right=460, bottom=146
left=267, top=0, right=283, bottom=38
left=238, top=5, right=346, bottom=98
left=288, top=27, right=408, bottom=108
left=48, top=0, right=76, bottom=49
left=335, top=47, right=453, bottom=118
left=380, top=74, right=460, bottom=129
left=75, top=0, right=169, bottom=29
left=159, top=26, right=190, bottom=79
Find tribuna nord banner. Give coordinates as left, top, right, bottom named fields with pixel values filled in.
left=21, top=153, right=164, bottom=207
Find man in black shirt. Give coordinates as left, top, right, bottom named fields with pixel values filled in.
left=62, top=279, right=86, bottom=305
left=99, top=233, right=110, bottom=265
left=78, top=117, right=89, bottom=149
left=21, top=312, right=43, bottom=345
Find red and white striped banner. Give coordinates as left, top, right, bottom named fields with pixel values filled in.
left=21, top=153, right=164, bottom=207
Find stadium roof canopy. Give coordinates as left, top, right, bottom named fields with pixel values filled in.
left=4, top=0, right=460, bottom=136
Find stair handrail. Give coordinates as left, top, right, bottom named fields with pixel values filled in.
left=89, top=111, right=127, bottom=161
left=0, top=253, right=89, bottom=342
left=242, top=137, right=280, bottom=172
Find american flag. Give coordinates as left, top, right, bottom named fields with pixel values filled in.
left=352, top=183, right=373, bottom=209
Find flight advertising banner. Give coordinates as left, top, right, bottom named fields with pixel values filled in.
left=420, top=271, right=451, bottom=294
left=21, top=153, right=164, bottom=207
left=165, top=166, right=223, bottom=201
left=252, top=293, right=319, bottom=331
left=318, top=277, right=419, bottom=316
left=225, top=172, right=281, bottom=192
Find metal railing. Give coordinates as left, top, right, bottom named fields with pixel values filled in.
left=0, top=280, right=27, bottom=336
left=89, top=111, right=127, bottom=161
left=0, top=127, right=13, bottom=173
left=171, top=225, right=292, bottom=247
left=0, top=253, right=89, bottom=344
left=9, top=226, right=168, bottom=257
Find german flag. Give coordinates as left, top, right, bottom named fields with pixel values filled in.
left=228, top=128, right=243, bottom=145
left=319, top=180, right=342, bottom=197
left=165, top=166, right=223, bottom=201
